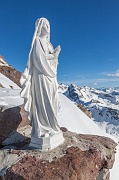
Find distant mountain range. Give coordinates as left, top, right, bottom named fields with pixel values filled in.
left=59, top=84, right=119, bottom=141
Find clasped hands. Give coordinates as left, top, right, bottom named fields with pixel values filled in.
left=46, top=45, right=61, bottom=60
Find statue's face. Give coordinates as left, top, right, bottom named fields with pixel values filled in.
left=37, top=20, right=50, bottom=37
left=41, top=22, right=50, bottom=34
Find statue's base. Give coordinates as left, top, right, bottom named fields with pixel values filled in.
left=29, top=131, right=64, bottom=150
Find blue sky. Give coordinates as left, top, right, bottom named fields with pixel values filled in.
left=0, top=0, right=119, bottom=88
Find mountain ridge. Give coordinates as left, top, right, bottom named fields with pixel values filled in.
left=59, top=83, right=119, bottom=141
left=0, top=56, right=21, bottom=87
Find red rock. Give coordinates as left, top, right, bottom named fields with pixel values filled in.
left=2, top=131, right=117, bottom=180
left=0, top=105, right=29, bottom=147
left=5, top=148, right=102, bottom=180
left=77, top=104, right=92, bottom=118
left=0, top=65, right=21, bottom=87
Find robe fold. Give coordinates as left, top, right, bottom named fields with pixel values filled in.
left=20, top=36, right=60, bottom=137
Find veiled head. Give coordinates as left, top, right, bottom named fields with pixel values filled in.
left=30, top=18, right=50, bottom=52
left=35, top=18, right=50, bottom=39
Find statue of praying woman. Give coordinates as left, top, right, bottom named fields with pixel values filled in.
left=20, top=18, right=64, bottom=150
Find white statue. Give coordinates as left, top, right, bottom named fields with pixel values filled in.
left=20, top=18, right=64, bottom=150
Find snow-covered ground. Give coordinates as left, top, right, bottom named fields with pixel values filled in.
left=0, top=72, right=21, bottom=111
left=0, top=80, right=119, bottom=179
left=58, top=93, right=117, bottom=141
left=63, top=84, right=119, bottom=141
left=0, top=88, right=22, bottom=111
left=0, top=73, right=20, bottom=89
left=110, top=144, right=119, bottom=180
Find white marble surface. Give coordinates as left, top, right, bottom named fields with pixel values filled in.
left=20, top=18, right=64, bottom=150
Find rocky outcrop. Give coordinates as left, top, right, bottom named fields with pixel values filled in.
left=0, top=65, right=21, bottom=87
left=0, top=128, right=117, bottom=180
left=0, top=56, right=21, bottom=87
left=0, top=105, right=29, bottom=147
left=77, top=104, right=92, bottom=118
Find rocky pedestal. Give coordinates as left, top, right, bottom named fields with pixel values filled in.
left=0, top=127, right=117, bottom=180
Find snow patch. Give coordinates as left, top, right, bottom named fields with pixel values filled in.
left=0, top=57, right=9, bottom=66
left=0, top=73, right=20, bottom=89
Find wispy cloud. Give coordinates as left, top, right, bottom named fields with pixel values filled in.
left=99, top=72, right=108, bottom=75
left=107, top=70, right=119, bottom=78
left=58, top=74, right=69, bottom=78
left=100, top=70, right=119, bottom=78
left=58, top=72, right=119, bottom=87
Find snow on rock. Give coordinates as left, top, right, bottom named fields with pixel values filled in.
left=58, top=93, right=117, bottom=142
left=0, top=56, right=9, bottom=66
left=64, top=84, right=119, bottom=141
left=0, top=73, right=20, bottom=89
left=110, top=144, right=119, bottom=180
left=0, top=56, right=21, bottom=87
left=0, top=88, right=22, bottom=111
left=58, top=83, right=68, bottom=93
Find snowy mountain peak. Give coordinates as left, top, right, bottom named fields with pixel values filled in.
left=58, top=83, right=68, bottom=93
left=69, top=84, right=79, bottom=89
left=62, top=83, right=119, bottom=141
left=0, top=56, right=10, bottom=66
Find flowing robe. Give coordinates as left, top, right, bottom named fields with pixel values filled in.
left=20, top=37, right=60, bottom=137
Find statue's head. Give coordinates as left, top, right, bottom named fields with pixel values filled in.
left=30, top=18, right=50, bottom=52
left=35, top=18, right=50, bottom=39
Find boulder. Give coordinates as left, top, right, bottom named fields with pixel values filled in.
left=0, top=105, right=29, bottom=147
left=0, top=128, right=117, bottom=180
